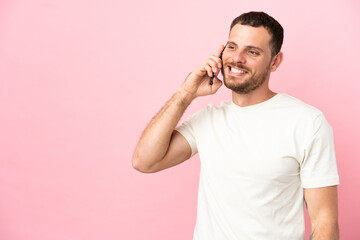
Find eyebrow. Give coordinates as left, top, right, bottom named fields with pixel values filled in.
left=226, top=41, right=265, bottom=53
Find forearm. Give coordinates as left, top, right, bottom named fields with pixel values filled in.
left=132, top=89, right=194, bottom=170
left=304, top=186, right=339, bottom=240
left=132, top=45, right=224, bottom=171
left=310, top=220, right=339, bottom=240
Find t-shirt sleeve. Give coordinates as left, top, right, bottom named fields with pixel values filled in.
left=175, top=113, right=198, bottom=157
left=300, top=113, right=340, bottom=188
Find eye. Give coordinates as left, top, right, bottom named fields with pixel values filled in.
left=248, top=50, right=259, bottom=56
left=227, top=45, right=235, bottom=50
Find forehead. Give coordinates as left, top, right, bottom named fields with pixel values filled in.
left=228, top=24, right=272, bottom=51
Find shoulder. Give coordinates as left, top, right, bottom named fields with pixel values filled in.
left=194, top=100, right=232, bottom=118
left=181, top=100, right=232, bottom=126
left=278, top=94, right=333, bottom=138
left=276, top=94, right=326, bottom=125
left=278, top=94, right=323, bottom=116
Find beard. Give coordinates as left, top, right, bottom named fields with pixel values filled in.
left=221, top=62, right=271, bottom=94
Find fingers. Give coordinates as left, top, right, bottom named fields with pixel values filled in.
left=195, top=45, right=225, bottom=79
left=209, top=55, right=222, bottom=68
left=204, top=64, right=213, bottom=77
left=215, top=44, right=225, bottom=57
left=203, top=45, right=225, bottom=75
left=204, top=58, right=221, bottom=77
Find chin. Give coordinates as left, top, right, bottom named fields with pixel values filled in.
left=224, top=76, right=248, bottom=86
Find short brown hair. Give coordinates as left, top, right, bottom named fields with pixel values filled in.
left=230, top=12, right=284, bottom=57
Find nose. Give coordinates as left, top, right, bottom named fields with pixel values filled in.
left=232, top=50, right=246, bottom=64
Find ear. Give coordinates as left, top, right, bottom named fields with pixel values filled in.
left=270, top=51, right=283, bottom=72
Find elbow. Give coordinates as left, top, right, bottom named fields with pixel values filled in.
left=132, top=156, right=146, bottom=173
left=311, top=219, right=339, bottom=240
left=132, top=154, right=154, bottom=173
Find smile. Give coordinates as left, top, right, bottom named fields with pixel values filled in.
left=228, top=66, right=248, bottom=75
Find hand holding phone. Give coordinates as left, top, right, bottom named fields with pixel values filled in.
left=210, top=45, right=226, bottom=85
left=180, top=45, right=225, bottom=99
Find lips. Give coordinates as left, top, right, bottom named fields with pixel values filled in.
left=227, top=65, right=249, bottom=76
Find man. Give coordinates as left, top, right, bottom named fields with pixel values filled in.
left=132, top=11, right=339, bottom=240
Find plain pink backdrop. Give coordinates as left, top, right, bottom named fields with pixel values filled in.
left=1, top=0, right=359, bottom=239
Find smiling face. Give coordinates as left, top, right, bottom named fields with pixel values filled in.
left=221, top=24, right=276, bottom=94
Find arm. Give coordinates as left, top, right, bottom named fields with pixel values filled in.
left=132, top=45, right=225, bottom=173
left=304, top=185, right=339, bottom=240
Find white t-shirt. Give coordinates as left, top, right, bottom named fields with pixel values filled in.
left=176, top=93, right=339, bottom=240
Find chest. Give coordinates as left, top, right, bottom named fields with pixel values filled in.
left=196, top=114, right=304, bottom=184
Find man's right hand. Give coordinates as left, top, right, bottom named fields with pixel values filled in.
left=179, top=45, right=225, bottom=100
left=133, top=45, right=225, bottom=173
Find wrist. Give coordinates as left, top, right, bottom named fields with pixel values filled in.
left=176, top=88, right=195, bottom=106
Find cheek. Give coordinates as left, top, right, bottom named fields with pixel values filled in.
left=221, top=52, right=231, bottom=63
left=249, top=58, right=268, bottom=68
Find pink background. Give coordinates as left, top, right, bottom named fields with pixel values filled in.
left=1, top=0, right=359, bottom=239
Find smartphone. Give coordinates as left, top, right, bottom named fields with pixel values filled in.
left=210, top=45, right=226, bottom=85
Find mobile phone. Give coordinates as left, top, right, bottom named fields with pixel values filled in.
left=210, top=46, right=225, bottom=85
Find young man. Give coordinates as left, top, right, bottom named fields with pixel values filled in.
left=132, top=11, right=339, bottom=240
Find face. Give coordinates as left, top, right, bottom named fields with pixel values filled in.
left=221, top=24, right=275, bottom=94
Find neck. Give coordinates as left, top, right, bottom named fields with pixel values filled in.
left=231, top=83, right=277, bottom=107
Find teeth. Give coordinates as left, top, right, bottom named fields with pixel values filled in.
left=230, top=67, right=246, bottom=74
